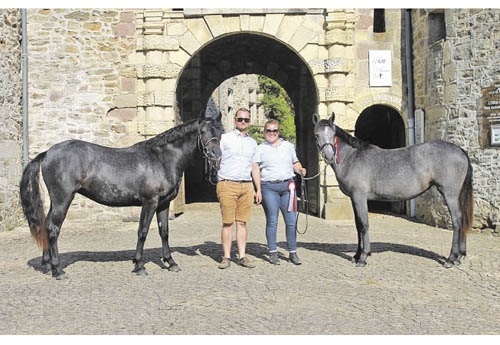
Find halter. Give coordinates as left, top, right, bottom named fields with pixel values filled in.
left=197, top=127, right=219, bottom=164
left=316, top=124, right=341, bottom=165
left=198, top=125, right=221, bottom=186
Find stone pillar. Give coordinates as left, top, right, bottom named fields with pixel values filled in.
left=136, top=10, right=182, bottom=136
left=320, top=9, right=356, bottom=220
left=136, top=9, right=185, bottom=214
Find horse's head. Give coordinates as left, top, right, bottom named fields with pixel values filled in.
left=198, top=112, right=224, bottom=183
left=313, top=112, right=337, bottom=164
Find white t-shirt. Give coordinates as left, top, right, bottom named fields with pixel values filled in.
left=253, top=139, right=298, bottom=181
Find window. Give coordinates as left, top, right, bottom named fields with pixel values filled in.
left=373, top=9, right=386, bottom=33
left=428, top=12, right=446, bottom=45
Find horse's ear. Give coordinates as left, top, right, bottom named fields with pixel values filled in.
left=312, top=113, right=320, bottom=126
left=198, top=109, right=206, bottom=123
left=329, top=112, right=336, bottom=124
left=214, top=111, right=222, bottom=122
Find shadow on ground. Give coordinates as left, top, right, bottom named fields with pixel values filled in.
left=27, top=240, right=447, bottom=275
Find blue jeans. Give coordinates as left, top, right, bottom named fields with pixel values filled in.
left=261, top=181, right=298, bottom=253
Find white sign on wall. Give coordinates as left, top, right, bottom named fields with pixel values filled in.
left=369, top=50, right=392, bottom=87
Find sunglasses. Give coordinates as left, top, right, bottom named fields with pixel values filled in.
left=265, top=129, right=279, bottom=133
left=236, top=117, right=251, bottom=123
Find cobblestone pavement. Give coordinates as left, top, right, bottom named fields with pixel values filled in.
left=1, top=202, right=499, bottom=335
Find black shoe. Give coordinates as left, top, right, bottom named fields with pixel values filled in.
left=269, top=252, right=280, bottom=265
left=289, top=252, right=302, bottom=265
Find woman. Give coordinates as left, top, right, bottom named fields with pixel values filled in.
left=252, top=119, right=306, bottom=265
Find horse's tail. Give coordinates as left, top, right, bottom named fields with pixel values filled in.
left=459, top=151, right=473, bottom=237
left=19, top=152, right=48, bottom=250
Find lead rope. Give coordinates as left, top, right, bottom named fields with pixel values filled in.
left=295, top=164, right=328, bottom=235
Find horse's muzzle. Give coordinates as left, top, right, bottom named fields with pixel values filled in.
left=317, top=143, right=336, bottom=165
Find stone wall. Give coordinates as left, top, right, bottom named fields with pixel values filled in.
left=26, top=9, right=139, bottom=222
left=0, top=9, right=22, bottom=231
left=412, top=9, right=500, bottom=235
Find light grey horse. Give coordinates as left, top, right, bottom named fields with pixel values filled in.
left=313, top=112, right=473, bottom=268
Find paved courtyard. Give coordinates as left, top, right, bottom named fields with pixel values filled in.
left=0, top=202, right=499, bottom=335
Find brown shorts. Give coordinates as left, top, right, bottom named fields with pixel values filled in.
left=216, top=180, right=254, bottom=224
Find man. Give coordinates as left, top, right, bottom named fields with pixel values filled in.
left=216, top=108, right=259, bottom=269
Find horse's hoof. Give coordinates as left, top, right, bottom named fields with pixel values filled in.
left=443, top=261, right=454, bottom=269
left=41, top=264, right=51, bottom=275
left=355, top=261, right=367, bottom=267
left=168, top=265, right=181, bottom=272
left=55, top=273, right=68, bottom=280
left=133, top=269, right=148, bottom=276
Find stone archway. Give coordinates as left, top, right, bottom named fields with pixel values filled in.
left=177, top=33, right=320, bottom=213
left=355, top=104, right=406, bottom=213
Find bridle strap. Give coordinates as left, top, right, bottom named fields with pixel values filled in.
left=198, top=127, right=220, bottom=186
left=316, top=124, right=340, bottom=165
left=317, top=142, right=336, bottom=165
left=198, top=132, right=219, bottom=162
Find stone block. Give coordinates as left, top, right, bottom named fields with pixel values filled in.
left=276, top=15, right=304, bottom=43
left=185, top=18, right=212, bottom=46
left=205, top=15, right=226, bottom=37
left=179, top=29, right=203, bottom=56
left=136, top=63, right=182, bottom=79
left=240, top=15, right=250, bottom=31
left=223, top=16, right=240, bottom=33
left=127, top=52, right=146, bottom=65
left=121, top=77, right=136, bottom=92
left=141, top=35, right=179, bottom=51
left=290, top=25, right=318, bottom=52
left=324, top=87, right=355, bottom=103
left=443, top=84, right=457, bottom=105
left=113, top=94, right=137, bottom=108
left=107, top=108, right=137, bottom=122
left=84, top=22, right=102, bottom=31
left=120, top=11, right=135, bottom=23
left=112, top=22, right=135, bottom=37
left=249, top=15, right=265, bottom=32
left=137, top=91, right=175, bottom=107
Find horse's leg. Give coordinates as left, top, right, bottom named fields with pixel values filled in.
left=132, top=198, right=158, bottom=276
left=350, top=195, right=370, bottom=267
left=440, top=190, right=464, bottom=268
left=157, top=203, right=180, bottom=272
left=41, top=249, right=51, bottom=274
left=45, top=194, right=74, bottom=280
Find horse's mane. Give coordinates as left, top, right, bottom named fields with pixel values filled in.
left=145, top=118, right=201, bottom=147
left=318, top=119, right=368, bottom=150
left=335, top=125, right=369, bottom=150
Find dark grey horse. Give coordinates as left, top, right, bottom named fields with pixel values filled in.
left=313, top=112, right=473, bottom=268
left=20, top=112, right=223, bottom=279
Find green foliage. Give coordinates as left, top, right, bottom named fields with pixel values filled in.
left=258, top=75, right=296, bottom=143
left=248, top=124, right=265, bottom=144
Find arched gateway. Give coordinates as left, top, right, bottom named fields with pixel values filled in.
left=178, top=33, right=319, bottom=212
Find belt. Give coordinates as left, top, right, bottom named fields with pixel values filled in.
left=220, top=179, right=252, bottom=183
left=264, top=178, right=292, bottom=184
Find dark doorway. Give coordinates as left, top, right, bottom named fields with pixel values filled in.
left=355, top=105, right=406, bottom=214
